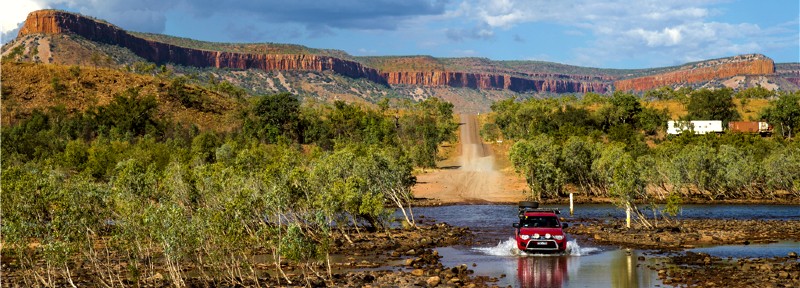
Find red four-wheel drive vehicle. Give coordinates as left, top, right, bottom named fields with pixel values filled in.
left=512, top=201, right=569, bottom=253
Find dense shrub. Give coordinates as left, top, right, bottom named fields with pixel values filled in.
left=1, top=91, right=456, bottom=285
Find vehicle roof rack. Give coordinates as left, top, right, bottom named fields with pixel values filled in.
left=518, top=207, right=560, bottom=218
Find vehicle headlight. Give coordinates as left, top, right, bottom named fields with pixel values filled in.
left=545, top=233, right=552, bottom=239
left=554, top=235, right=564, bottom=240
left=520, top=234, right=530, bottom=240
left=532, top=233, right=540, bottom=239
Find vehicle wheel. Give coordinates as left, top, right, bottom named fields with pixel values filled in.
left=518, top=201, right=539, bottom=209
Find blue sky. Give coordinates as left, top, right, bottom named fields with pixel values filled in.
left=2, top=0, right=798, bottom=69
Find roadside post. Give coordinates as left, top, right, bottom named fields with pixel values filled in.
left=626, top=203, right=631, bottom=229
left=569, top=193, right=574, bottom=216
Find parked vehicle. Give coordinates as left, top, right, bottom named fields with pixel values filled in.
left=728, top=121, right=773, bottom=135
left=512, top=202, right=569, bottom=253
left=667, top=120, right=723, bottom=135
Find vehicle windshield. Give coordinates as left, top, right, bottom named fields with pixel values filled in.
left=520, top=216, right=560, bottom=228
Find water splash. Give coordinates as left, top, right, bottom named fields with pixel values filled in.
left=472, top=238, right=520, bottom=256
left=565, top=239, right=600, bottom=256
left=472, top=238, right=600, bottom=257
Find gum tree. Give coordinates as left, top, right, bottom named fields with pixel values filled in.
left=509, top=135, right=564, bottom=201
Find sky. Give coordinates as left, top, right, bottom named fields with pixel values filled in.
left=1, top=0, right=798, bottom=69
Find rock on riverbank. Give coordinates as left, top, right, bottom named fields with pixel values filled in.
left=568, top=219, right=800, bottom=249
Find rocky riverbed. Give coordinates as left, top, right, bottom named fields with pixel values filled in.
left=652, top=251, right=799, bottom=287
left=283, top=218, right=800, bottom=287
left=319, top=223, right=498, bottom=287
left=1, top=222, right=495, bottom=287
left=568, top=218, right=800, bottom=249
left=4, top=217, right=798, bottom=287
left=568, top=218, right=800, bottom=288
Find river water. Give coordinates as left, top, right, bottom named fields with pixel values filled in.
left=403, top=204, right=800, bottom=288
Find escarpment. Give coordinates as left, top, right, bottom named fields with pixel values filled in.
left=382, top=71, right=608, bottom=93
left=615, top=55, right=775, bottom=92
left=15, top=10, right=608, bottom=93
left=16, top=10, right=788, bottom=95
left=18, top=10, right=387, bottom=85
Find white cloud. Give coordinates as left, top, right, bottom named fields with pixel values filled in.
left=457, top=0, right=793, bottom=67
left=1, top=0, right=45, bottom=34
left=627, top=27, right=683, bottom=47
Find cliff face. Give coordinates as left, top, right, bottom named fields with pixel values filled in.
left=18, top=10, right=780, bottom=95
left=17, top=10, right=610, bottom=94
left=383, top=71, right=608, bottom=93
left=18, top=10, right=387, bottom=85
left=615, top=55, right=775, bottom=91
left=776, top=63, right=800, bottom=88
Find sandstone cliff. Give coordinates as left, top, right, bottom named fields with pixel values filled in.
left=16, top=10, right=784, bottom=95
left=383, top=71, right=607, bottom=93
left=16, top=10, right=610, bottom=94
left=18, top=10, right=387, bottom=85
left=615, top=54, right=775, bottom=92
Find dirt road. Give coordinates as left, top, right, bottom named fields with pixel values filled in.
left=412, top=114, right=526, bottom=204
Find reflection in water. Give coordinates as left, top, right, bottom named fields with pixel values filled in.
left=610, top=249, right=638, bottom=288
left=442, top=241, right=665, bottom=287
left=413, top=204, right=797, bottom=287
left=517, top=256, right=569, bottom=288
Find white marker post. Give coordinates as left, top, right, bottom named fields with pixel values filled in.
left=625, top=203, right=631, bottom=229
left=569, top=193, right=574, bottom=216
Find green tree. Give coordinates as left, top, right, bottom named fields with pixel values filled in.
left=489, top=98, right=523, bottom=139
left=716, top=145, right=763, bottom=198
left=398, top=97, right=458, bottom=168
left=62, top=139, right=89, bottom=170
left=592, top=143, right=652, bottom=228
left=762, top=146, right=800, bottom=196
left=735, top=86, right=775, bottom=100
left=93, top=88, right=161, bottom=137
left=245, top=92, right=302, bottom=143
left=671, top=143, right=721, bottom=199
left=580, top=92, right=608, bottom=106
left=480, top=122, right=501, bottom=142
left=673, top=87, right=694, bottom=104
left=560, top=137, right=599, bottom=195
left=760, top=91, right=800, bottom=138
left=636, top=106, right=669, bottom=135
left=551, top=104, right=598, bottom=137
left=686, top=88, right=740, bottom=123
left=509, top=135, right=564, bottom=201
left=191, top=131, right=221, bottom=164
left=1, top=109, right=62, bottom=161
left=643, top=86, right=675, bottom=101
left=599, top=91, right=642, bottom=128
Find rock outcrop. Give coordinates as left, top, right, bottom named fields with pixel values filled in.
left=615, top=54, right=775, bottom=92
left=17, top=10, right=784, bottom=95
left=18, top=10, right=387, bottom=85
left=16, top=10, right=611, bottom=94
left=776, top=63, right=800, bottom=88
left=382, top=71, right=608, bottom=93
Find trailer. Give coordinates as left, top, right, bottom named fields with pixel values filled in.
left=667, top=120, right=723, bottom=135
left=728, top=121, right=773, bottom=135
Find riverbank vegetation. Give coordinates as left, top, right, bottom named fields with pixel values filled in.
left=1, top=85, right=458, bottom=286
left=484, top=87, right=800, bottom=226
